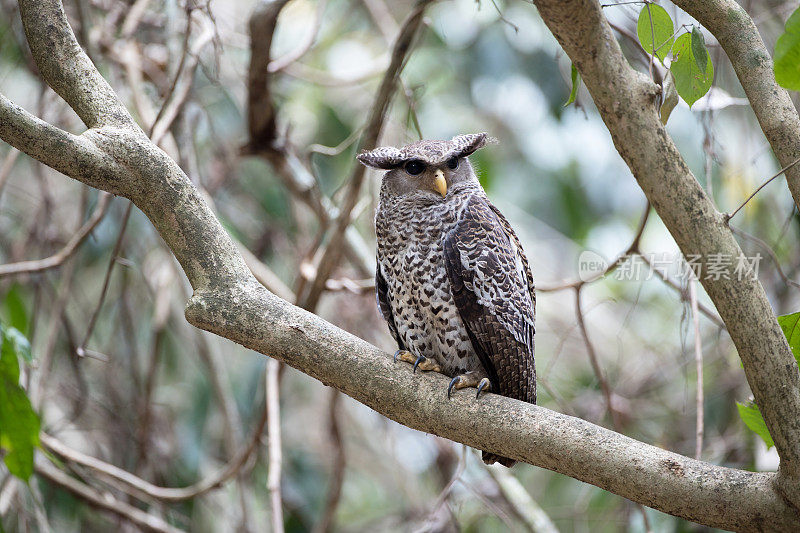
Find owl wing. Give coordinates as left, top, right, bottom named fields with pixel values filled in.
left=376, top=264, right=406, bottom=351
left=443, top=194, right=536, bottom=404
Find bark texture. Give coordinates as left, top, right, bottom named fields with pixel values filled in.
left=533, top=0, right=800, bottom=506
left=1, top=0, right=799, bottom=529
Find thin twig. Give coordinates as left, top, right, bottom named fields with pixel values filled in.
left=574, top=287, right=621, bottom=428
left=638, top=253, right=725, bottom=327
left=35, top=460, right=184, bottom=533
left=266, top=358, right=284, bottom=533
left=77, top=202, right=132, bottom=358
left=574, top=286, right=652, bottom=530
left=32, top=257, right=78, bottom=408
left=689, top=278, right=704, bottom=460
left=729, top=225, right=800, bottom=290
left=40, top=401, right=269, bottom=502
left=416, top=445, right=468, bottom=532
left=539, top=202, right=649, bottom=292
left=268, top=0, right=328, bottom=73
left=0, top=193, right=112, bottom=277
left=726, top=156, right=800, bottom=221
left=312, top=389, right=346, bottom=533
left=0, top=147, right=20, bottom=200
left=300, top=0, right=433, bottom=310
left=150, top=21, right=215, bottom=146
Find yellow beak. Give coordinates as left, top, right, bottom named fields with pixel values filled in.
left=433, top=169, right=447, bottom=197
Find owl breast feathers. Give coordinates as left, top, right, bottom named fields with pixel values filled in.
left=358, top=133, right=536, bottom=467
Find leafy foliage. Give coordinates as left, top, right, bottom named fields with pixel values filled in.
left=0, top=324, right=40, bottom=481
left=737, top=312, right=800, bottom=448
left=564, top=63, right=580, bottom=107
left=736, top=401, right=774, bottom=449
left=636, top=4, right=674, bottom=62
left=670, top=33, right=713, bottom=108
left=634, top=6, right=713, bottom=110
left=778, top=311, right=800, bottom=366
left=774, top=7, right=800, bottom=91
left=690, top=26, right=708, bottom=73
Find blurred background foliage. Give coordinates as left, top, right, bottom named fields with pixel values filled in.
left=1, top=0, right=799, bottom=531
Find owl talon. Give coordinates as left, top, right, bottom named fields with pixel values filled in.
left=394, top=350, right=441, bottom=373
left=413, top=354, right=441, bottom=373
left=448, top=371, right=488, bottom=399
left=476, top=377, right=491, bottom=399
left=447, top=376, right=459, bottom=399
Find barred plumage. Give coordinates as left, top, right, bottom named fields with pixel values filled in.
left=359, top=133, right=535, bottom=467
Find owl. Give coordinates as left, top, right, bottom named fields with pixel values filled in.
left=358, top=133, right=536, bottom=467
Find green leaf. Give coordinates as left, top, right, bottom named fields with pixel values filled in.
left=2, top=285, right=28, bottom=335
left=737, top=401, right=774, bottom=448
left=565, top=63, right=580, bottom=106
left=1, top=326, right=31, bottom=364
left=671, top=32, right=714, bottom=107
left=0, top=326, right=20, bottom=383
left=0, top=326, right=40, bottom=481
left=691, top=26, right=708, bottom=72
left=778, top=312, right=800, bottom=366
left=636, top=4, right=674, bottom=62
left=775, top=7, right=800, bottom=91
left=0, top=381, right=40, bottom=480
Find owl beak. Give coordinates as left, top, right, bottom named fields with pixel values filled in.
left=433, top=169, right=447, bottom=197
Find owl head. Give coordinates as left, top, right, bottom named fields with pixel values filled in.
left=356, top=133, right=491, bottom=200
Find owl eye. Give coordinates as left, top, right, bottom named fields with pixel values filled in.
left=447, top=157, right=459, bottom=170
left=404, top=160, right=426, bottom=176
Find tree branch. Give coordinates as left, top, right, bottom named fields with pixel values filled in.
left=672, top=0, right=800, bottom=213
left=40, top=399, right=268, bottom=503
left=35, top=460, right=183, bottom=533
left=0, top=93, right=119, bottom=190
left=532, top=0, right=800, bottom=496
left=18, top=0, right=133, bottom=129
left=0, top=192, right=111, bottom=277
left=2, top=0, right=799, bottom=529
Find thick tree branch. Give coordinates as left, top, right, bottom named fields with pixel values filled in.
left=194, top=285, right=800, bottom=531
left=672, top=0, right=800, bottom=212
left=0, top=93, right=119, bottom=190
left=532, top=0, right=800, bottom=495
left=2, top=0, right=799, bottom=529
left=18, top=0, right=133, bottom=128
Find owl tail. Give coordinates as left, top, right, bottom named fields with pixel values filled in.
left=482, top=451, right=516, bottom=468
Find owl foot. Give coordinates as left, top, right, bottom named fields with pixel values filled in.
left=393, top=350, right=442, bottom=373
left=447, top=371, right=492, bottom=399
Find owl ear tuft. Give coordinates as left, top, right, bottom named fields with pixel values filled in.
left=356, top=147, right=404, bottom=170
left=451, top=132, right=496, bottom=157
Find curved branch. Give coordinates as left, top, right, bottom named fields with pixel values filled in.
left=532, top=0, right=800, bottom=493
left=0, top=93, right=120, bottom=190
left=17, top=0, right=133, bottom=129
left=190, top=285, right=800, bottom=531
left=671, top=0, right=800, bottom=212
left=0, top=192, right=112, bottom=277
left=35, top=461, right=183, bottom=533
left=2, top=0, right=799, bottom=529
left=40, top=400, right=268, bottom=503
